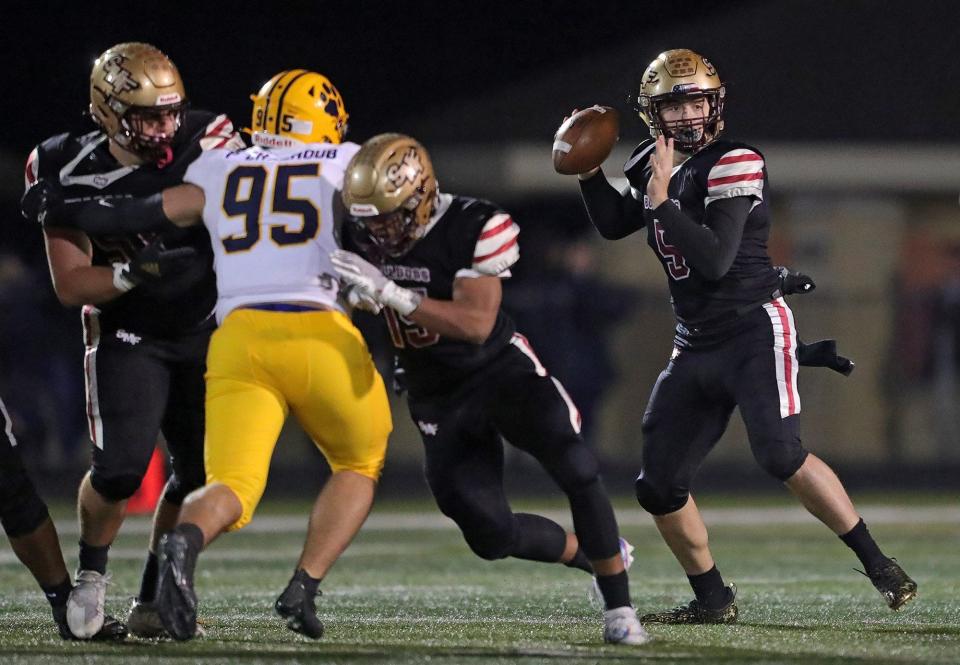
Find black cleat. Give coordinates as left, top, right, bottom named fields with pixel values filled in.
left=865, top=559, right=917, bottom=611
left=52, top=603, right=128, bottom=641
left=640, top=583, right=738, bottom=624
left=156, top=532, right=200, bottom=641
left=275, top=573, right=324, bottom=639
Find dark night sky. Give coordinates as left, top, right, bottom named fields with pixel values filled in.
left=4, top=0, right=960, bottom=156
left=4, top=1, right=726, bottom=153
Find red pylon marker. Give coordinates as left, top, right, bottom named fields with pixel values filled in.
left=126, top=446, right=166, bottom=514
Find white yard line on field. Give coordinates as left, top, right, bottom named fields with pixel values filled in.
left=17, top=504, right=957, bottom=538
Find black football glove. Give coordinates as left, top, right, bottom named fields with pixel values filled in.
left=20, top=179, right=65, bottom=226
left=776, top=266, right=816, bottom=296
left=113, top=237, right=197, bottom=292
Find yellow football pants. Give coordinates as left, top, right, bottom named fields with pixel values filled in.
left=204, top=308, right=391, bottom=530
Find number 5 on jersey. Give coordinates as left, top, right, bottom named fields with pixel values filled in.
left=221, top=163, right=321, bottom=253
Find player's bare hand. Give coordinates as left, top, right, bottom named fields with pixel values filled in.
left=647, top=135, right=674, bottom=207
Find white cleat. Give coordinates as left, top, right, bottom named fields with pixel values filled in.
left=67, top=570, right=110, bottom=639
left=590, top=537, right=636, bottom=607
left=603, top=605, right=651, bottom=645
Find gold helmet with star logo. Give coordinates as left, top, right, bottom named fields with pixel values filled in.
left=635, top=48, right=726, bottom=151
left=89, top=42, right=187, bottom=162
left=341, top=133, right=438, bottom=257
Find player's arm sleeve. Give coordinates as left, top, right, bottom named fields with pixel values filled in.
left=654, top=148, right=765, bottom=280
left=47, top=193, right=176, bottom=235
left=578, top=168, right=645, bottom=240
left=653, top=196, right=752, bottom=280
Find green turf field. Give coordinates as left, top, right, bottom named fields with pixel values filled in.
left=1, top=496, right=957, bottom=664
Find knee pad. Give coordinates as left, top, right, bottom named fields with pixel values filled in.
left=634, top=472, right=689, bottom=516
left=89, top=470, right=143, bottom=502
left=461, top=524, right=514, bottom=561
left=0, top=465, right=50, bottom=538
left=538, top=439, right=599, bottom=494
left=432, top=489, right=514, bottom=560
left=753, top=442, right=808, bottom=481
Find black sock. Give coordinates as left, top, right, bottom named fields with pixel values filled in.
left=173, top=522, right=204, bottom=554
left=840, top=518, right=889, bottom=572
left=138, top=551, right=159, bottom=603
left=169, top=523, right=204, bottom=583
left=688, top=565, right=731, bottom=609
left=41, top=577, right=73, bottom=608
left=290, top=568, right=321, bottom=596
left=78, top=540, right=110, bottom=574
left=564, top=548, right=594, bottom=574
left=595, top=570, right=631, bottom=610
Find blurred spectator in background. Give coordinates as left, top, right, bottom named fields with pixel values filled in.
left=930, top=243, right=960, bottom=454
left=0, top=251, right=86, bottom=468
left=503, top=229, right=640, bottom=446
left=885, top=236, right=960, bottom=462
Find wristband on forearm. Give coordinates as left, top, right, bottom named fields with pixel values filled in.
left=380, top=281, right=422, bottom=316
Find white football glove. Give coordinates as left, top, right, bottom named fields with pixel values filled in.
left=340, top=283, right=382, bottom=314
left=330, top=249, right=422, bottom=316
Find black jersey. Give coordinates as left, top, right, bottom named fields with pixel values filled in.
left=24, top=110, right=241, bottom=337
left=347, top=194, right=521, bottom=397
left=624, top=139, right=781, bottom=335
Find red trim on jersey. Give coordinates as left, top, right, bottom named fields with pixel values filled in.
left=204, top=117, right=232, bottom=139
left=510, top=333, right=547, bottom=376
left=81, top=306, right=98, bottom=446
left=707, top=171, right=764, bottom=187
left=474, top=236, right=518, bottom=263
left=212, top=136, right=233, bottom=148
left=478, top=216, right=514, bottom=240
left=715, top=153, right=762, bottom=165
left=771, top=299, right=797, bottom=415
left=24, top=152, right=37, bottom=186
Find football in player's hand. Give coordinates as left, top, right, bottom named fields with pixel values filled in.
left=552, top=105, right=619, bottom=175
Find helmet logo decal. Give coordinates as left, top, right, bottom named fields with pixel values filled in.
left=671, top=83, right=702, bottom=95
left=645, top=68, right=660, bottom=86
left=349, top=203, right=380, bottom=216
left=102, top=55, right=141, bottom=94
left=385, top=148, right=423, bottom=192
left=664, top=54, right=696, bottom=77
left=702, top=57, right=717, bottom=76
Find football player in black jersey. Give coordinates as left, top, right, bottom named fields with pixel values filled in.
left=571, top=49, right=916, bottom=622
left=331, top=133, right=650, bottom=646
left=0, top=395, right=126, bottom=640
left=20, top=42, right=242, bottom=639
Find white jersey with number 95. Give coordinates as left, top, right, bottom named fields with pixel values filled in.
left=183, top=141, right=359, bottom=323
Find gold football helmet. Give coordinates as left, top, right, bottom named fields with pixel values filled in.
left=341, top=133, right=438, bottom=257
left=248, top=70, right=348, bottom=148
left=635, top=49, right=725, bottom=151
left=89, top=42, right=187, bottom=163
